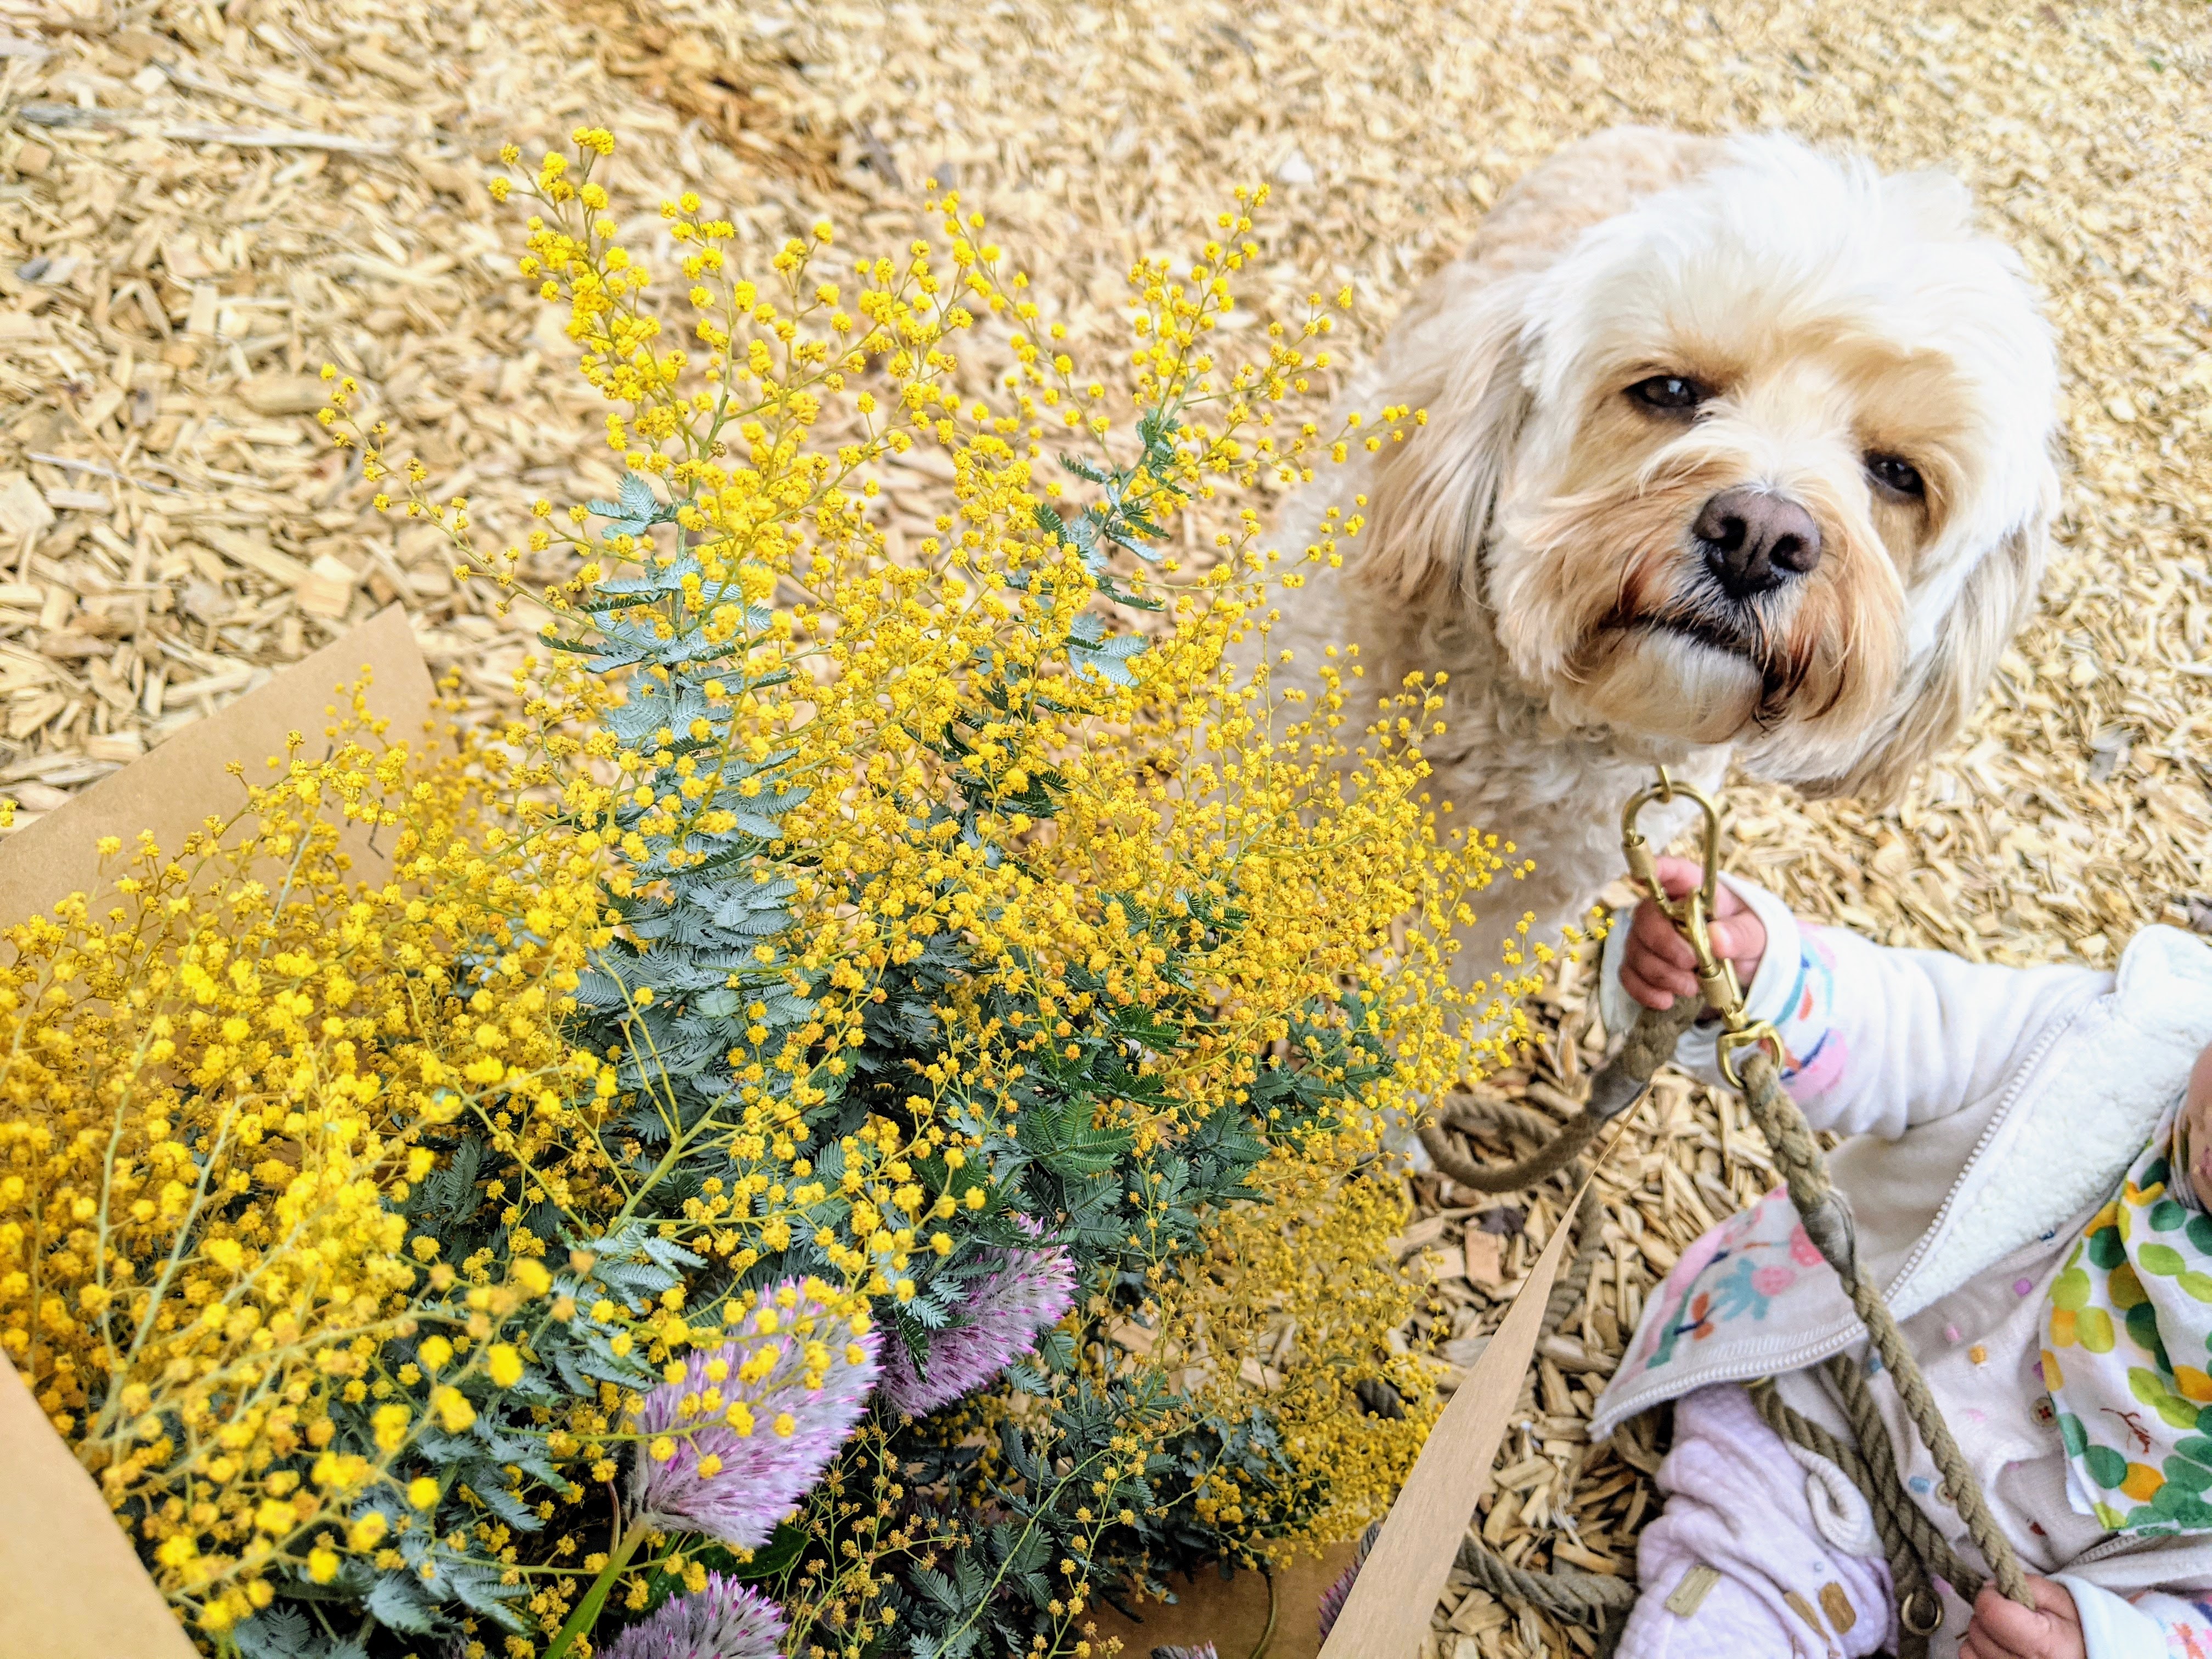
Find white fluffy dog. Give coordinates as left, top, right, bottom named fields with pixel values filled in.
left=1254, top=127, right=2059, bottom=955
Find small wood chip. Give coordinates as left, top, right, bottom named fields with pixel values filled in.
left=202, top=529, right=310, bottom=590
left=296, top=555, right=362, bottom=620
left=0, top=478, right=54, bottom=541
left=236, top=376, right=331, bottom=417
left=1463, top=1230, right=1505, bottom=1289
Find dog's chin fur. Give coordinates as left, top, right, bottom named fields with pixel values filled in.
left=1245, top=126, right=2058, bottom=963
left=1559, top=634, right=1763, bottom=747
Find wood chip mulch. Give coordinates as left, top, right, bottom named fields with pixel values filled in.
left=5, top=2, right=2210, bottom=1654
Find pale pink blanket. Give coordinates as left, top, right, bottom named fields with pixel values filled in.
left=1616, top=1384, right=1895, bottom=1659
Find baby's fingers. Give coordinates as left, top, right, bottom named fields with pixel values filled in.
left=1623, top=918, right=1702, bottom=1009
left=1620, top=959, right=1688, bottom=1011
left=1629, top=900, right=1697, bottom=971
left=1707, top=914, right=1762, bottom=966
left=1652, top=856, right=1751, bottom=928
left=1965, top=1582, right=2081, bottom=1659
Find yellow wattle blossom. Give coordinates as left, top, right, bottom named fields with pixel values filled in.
left=407, top=133, right=1538, bottom=1624
left=2, top=123, right=1545, bottom=1657
left=0, top=703, right=619, bottom=1632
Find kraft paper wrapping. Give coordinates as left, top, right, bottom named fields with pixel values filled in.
left=1313, top=1203, right=1583, bottom=1659
left=1089, top=1198, right=1581, bottom=1659
left=0, top=1349, right=200, bottom=1659
left=0, top=605, right=433, bottom=924
left=0, top=607, right=434, bottom=1659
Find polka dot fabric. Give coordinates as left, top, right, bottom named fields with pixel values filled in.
left=2046, top=1103, right=2212, bottom=1533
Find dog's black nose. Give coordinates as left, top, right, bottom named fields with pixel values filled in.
left=1694, top=487, right=1822, bottom=599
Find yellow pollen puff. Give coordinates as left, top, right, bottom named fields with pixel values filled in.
left=430, top=1386, right=475, bottom=1433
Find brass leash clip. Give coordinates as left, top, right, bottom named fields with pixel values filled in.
left=1620, top=767, right=1786, bottom=1088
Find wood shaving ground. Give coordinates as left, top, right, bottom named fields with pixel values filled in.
left=5, top=2, right=2209, bottom=1654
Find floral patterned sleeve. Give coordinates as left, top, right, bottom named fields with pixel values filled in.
left=2130, top=1590, right=2212, bottom=1658
left=2053, top=1580, right=2212, bottom=1659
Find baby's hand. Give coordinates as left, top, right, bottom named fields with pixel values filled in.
left=1617, top=857, right=1767, bottom=1012
left=1962, top=1578, right=2085, bottom=1659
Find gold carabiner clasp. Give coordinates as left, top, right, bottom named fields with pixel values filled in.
left=1618, top=768, right=1786, bottom=1086
left=1619, top=764, right=1723, bottom=922
left=1620, top=768, right=1739, bottom=1007
left=1716, top=1021, right=1787, bottom=1089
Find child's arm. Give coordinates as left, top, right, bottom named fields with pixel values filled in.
left=2015, top=1577, right=2212, bottom=1659
left=1966, top=1575, right=2212, bottom=1658
left=1604, top=859, right=2106, bottom=1140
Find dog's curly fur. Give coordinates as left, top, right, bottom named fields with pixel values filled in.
left=1251, top=127, right=2059, bottom=955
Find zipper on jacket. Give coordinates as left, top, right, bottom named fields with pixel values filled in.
left=1879, top=998, right=2095, bottom=1310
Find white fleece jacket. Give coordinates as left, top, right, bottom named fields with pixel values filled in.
left=1593, top=884, right=2212, bottom=1658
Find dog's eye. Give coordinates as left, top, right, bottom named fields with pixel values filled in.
left=1626, top=375, right=1709, bottom=413
left=1866, top=454, right=1925, bottom=498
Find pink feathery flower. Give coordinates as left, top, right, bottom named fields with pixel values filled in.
left=628, top=1277, right=879, bottom=1549
left=881, top=1238, right=1076, bottom=1416
left=595, top=1575, right=787, bottom=1659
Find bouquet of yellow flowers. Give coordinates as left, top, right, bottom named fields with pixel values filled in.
left=0, top=129, right=1541, bottom=1659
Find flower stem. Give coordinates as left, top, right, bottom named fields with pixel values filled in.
left=543, top=1519, right=648, bottom=1659
left=1248, top=1568, right=1278, bottom=1659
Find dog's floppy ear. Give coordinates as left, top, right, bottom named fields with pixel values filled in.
left=1349, top=286, right=1533, bottom=605
left=1808, top=482, right=2053, bottom=804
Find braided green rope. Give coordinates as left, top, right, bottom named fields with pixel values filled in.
left=1753, top=1357, right=1980, bottom=1659
left=1419, top=992, right=2030, bottom=1653
left=1424, top=1014, right=1695, bottom=1655
left=1733, top=1041, right=2032, bottom=1606
left=1417, top=997, right=1700, bottom=1193
left=1820, top=1351, right=1987, bottom=1601
left=1421, top=1092, right=1611, bottom=1340
left=1454, top=1530, right=1636, bottom=1635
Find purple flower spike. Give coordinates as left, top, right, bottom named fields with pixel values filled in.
left=1317, top=1519, right=1381, bottom=1642
left=628, top=1277, right=879, bottom=1549
left=596, top=1574, right=788, bottom=1659
left=882, top=1240, right=1076, bottom=1415
left=1316, top=1558, right=1359, bottom=1643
